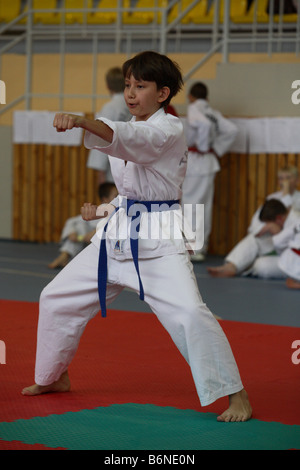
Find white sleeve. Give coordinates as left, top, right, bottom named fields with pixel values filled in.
left=273, top=225, right=297, bottom=254
left=87, top=148, right=109, bottom=171
left=84, top=118, right=167, bottom=165
left=187, top=106, right=212, bottom=152
left=212, top=113, right=238, bottom=157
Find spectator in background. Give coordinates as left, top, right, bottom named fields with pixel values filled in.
left=87, top=67, right=131, bottom=184
left=48, top=182, right=117, bottom=269
left=181, top=82, right=237, bottom=261
left=207, top=166, right=300, bottom=278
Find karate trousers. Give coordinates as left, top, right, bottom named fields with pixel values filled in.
left=35, top=243, right=243, bottom=407
left=181, top=172, right=215, bottom=254
left=226, top=233, right=285, bottom=279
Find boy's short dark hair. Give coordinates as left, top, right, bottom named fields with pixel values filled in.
left=122, top=51, right=183, bottom=109
left=259, top=198, right=288, bottom=222
left=189, top=82, right=208, bottom=100
left=98, top=182, right=116, bottom=201
left=105, top=67, right=125, bottom=93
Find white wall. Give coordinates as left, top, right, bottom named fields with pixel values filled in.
left=205, top=63, right=300, bottom=117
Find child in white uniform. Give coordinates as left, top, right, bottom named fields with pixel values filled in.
left=208, top=166, right=300, bottom=278
left=87, top=67, right=131, bottom=184
left=22, top=51, right=251, bottom=422
left=48, top=183, right=117, bottom=269
left=278, top=222, right=300, bottom=289
left=182, top=82, right=238, bottom=260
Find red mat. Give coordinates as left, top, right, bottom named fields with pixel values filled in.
left=0, top=299, right=299, bottom=428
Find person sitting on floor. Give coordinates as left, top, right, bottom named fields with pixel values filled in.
left=48, top=182, right=117, bottom=269
left=207, top=198, right=300, bottom=279
left=278, top=221, right=300, bottom=289
left=207, top=166, right=300, bottom=278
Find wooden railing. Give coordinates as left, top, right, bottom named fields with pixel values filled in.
left=13, top=135, right=299, bottom=255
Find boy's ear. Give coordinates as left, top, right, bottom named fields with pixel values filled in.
left=158, top=86, right=170, bottom=103
left=276, top=214, right=287, bottom=227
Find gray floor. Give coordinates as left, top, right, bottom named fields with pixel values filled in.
left=0, top=240, right=299, bottom=328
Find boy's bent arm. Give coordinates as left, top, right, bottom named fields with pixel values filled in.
left=53, top=113, right=114, bottom=144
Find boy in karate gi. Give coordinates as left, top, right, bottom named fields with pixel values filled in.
left=208, top=166, right=300, bottom=278
left=48, top=182, right=117, bottom=269
left=181, top=82, right=238, bottom=261
left=22, top=51, right=252, bottom=422
left=278, top=222, right=300, bottom=289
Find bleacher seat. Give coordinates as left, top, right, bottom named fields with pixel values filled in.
left=237, top=0, right=269, bottom=24
left=168, top=0, right=211, bottom=25
left=0, top=0, right=21, bottom=23
left=87, top=0, right=119, bottom=24
left=273, top=12, right=298, bottom=23
left=223, top=0, right=248, bottom=23
left=122, top=0, right=168, bottom=25
left=196, top=0, right=248, bottom=25
left=33, top=0, right=61, bottom=24
left=18, top=0, right=61, bottom=25
left=64, top=0, right=93, bottom=24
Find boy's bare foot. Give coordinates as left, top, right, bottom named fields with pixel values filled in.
left=286, top=277, right=300, bottom=289
left=21, top=371, right=71, bottom=396
left=207, top=262, right=237, bottom=278
left=48, top=252, right=70, bottom=269
left=217, top=389, right=252, bottom=422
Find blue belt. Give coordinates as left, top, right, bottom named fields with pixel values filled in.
left=98, top=198, right=180, bottom=317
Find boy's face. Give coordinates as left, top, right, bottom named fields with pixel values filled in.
left=124, top=74, right=170, bottom=121
left=278, top=171, right=299, bottom=192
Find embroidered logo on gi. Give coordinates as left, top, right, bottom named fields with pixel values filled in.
left=114, top=240, right=125, bottom=254
left=179, top=150, right=188, bottom=166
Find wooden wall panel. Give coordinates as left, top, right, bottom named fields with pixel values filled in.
left=13, top=142, right=300, bottom=255
left=13, top=143, right=99, bottom=243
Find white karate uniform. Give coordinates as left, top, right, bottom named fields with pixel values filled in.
left=226, top=209, right=300, bottom=279
left=226, top=190, right=300, bottom=278
left=59, top=215, right=98, bottom=258
left=248, top=189, right=300, bottom=237
left=278, top=222, right=300, bottom=281
left=87, top=93, right=131, bottom=182
left=181, top=99, right=238, bottom=253
left=35, top=109, right=243, bottom=407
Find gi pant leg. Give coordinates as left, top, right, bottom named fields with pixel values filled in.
left=181, top=173, right=215, bottom=254
left=115, top=252, right=244, bottom=407
left=35, top=243, right=123, bottom=386
left=35, top=244, right=243, bottom=407
left=226, top=233, right=274, bottom=274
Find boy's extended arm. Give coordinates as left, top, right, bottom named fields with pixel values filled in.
left=53, top=113, right=113, bottom=143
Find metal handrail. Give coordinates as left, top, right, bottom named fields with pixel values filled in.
left=0, top=0, right=299, bottom=117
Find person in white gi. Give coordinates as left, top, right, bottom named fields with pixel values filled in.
left=181, top=82, right=238, bottom=261
left=22, top=51, right=252, bottom=422
left=278, top=221, right=300, bottom=289
left=48, top=183, right=117, bottom=269
left=87, top=67, right=131, bottom=184
left=208, top=166, right=300, bottom=278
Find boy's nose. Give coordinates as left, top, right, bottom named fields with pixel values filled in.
left=127, top=86, right=135, bottom=98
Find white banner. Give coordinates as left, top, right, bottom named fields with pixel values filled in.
left=13, top=111, right=84, bottom=146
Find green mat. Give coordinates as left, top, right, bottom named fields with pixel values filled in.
left=0, top=404, right=299, bottom=450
